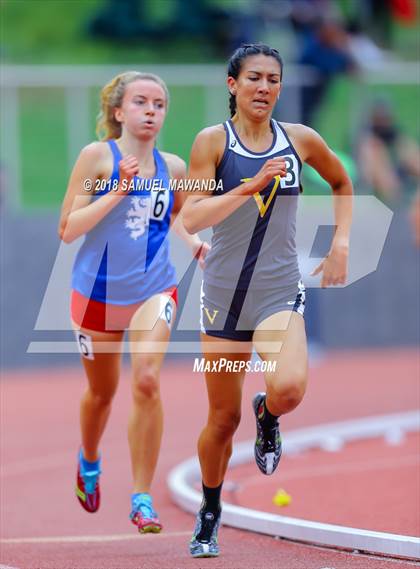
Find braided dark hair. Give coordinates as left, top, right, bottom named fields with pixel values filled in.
left=227, top=43, right=283, bottom=117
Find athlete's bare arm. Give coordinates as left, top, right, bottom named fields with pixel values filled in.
left=162, top=151, right=187, bottom=217
left=58, top=143, right=137, bottom=243
left=183, top=125, right=287, bottom=234
left=286, top=123, right=353, bottom=286
left=163, top=151, right=207, bottom=261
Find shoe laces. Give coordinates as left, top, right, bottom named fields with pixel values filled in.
left=133, top=500, right=157, bottom=520
left=262, top=424, right=279, bottom=453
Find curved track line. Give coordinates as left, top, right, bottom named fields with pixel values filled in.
left=168, top=411, right=420, bottom=560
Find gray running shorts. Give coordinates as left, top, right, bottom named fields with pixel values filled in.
left=200, top=280, right=305, bottom=342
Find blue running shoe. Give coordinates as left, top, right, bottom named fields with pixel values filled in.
left=75, top=449, right=101, bottom=513
left=189, top=508, right=221, bottom=558
left=130, top=493, right=162, bottom=533
left=253, top=392, right=282, bottom=475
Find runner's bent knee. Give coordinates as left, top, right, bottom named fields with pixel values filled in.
left=266, top=368, right=307, bottom=407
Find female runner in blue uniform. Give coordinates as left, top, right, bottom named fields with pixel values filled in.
left=183, top=44, right=353, bottom=557
left=59, top=71, right=207, bottom=533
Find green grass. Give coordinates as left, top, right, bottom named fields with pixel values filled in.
left=20, top=88, right=68, bottom=207
left=1, top=0, right=218, bottom=64
left=3, top=0, right=418, bottom=64
left=161, top=86, right=205, bottom=161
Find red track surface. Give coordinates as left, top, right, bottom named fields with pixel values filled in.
left=1, top=348, right=419, bottom=568
left=227, top=433, right=419, bottom=535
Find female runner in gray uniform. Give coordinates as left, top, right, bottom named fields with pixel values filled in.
left=183, top=44, right=353, bottom=558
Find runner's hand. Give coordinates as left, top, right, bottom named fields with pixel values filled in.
left=117, top=155, right=139, bottom=193
left=311, top=245, right=349, bottom=287
left=242, top=158, right=287, bottom=195
left=193, top=241, right=211, bottom=269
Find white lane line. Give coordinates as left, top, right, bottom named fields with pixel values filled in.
left=0, top=565, right=21, bottom=569
left=0, top=530, right=191, bottom=544
left=296, top=539, right=420, bottom=566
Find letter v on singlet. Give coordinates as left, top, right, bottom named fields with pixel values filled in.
left=241, top=176, right=282, bottom=218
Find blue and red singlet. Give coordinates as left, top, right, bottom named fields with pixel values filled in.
left=71, top=140, right=177, bottom=331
